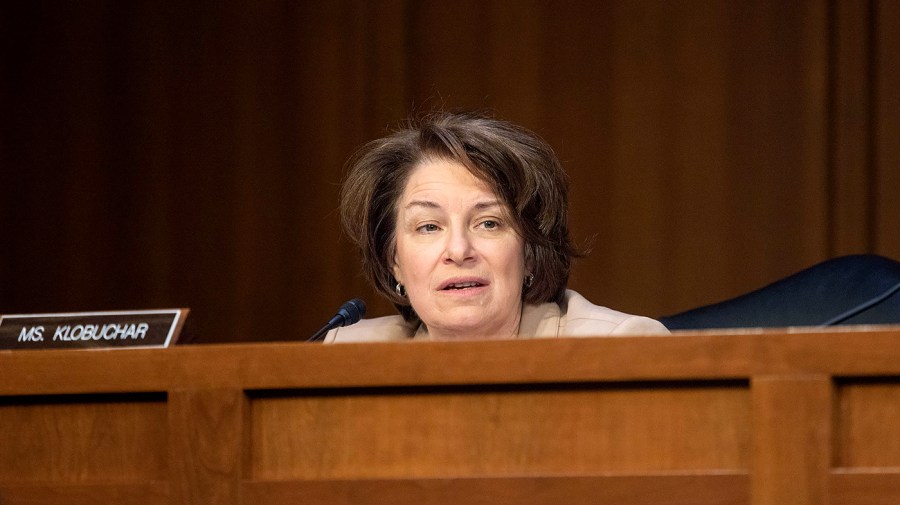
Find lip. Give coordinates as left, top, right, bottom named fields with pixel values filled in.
left=437, top=276, right=490, bottom=292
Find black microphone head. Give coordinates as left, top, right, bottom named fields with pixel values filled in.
left=336, top=298, right=366, bottom=327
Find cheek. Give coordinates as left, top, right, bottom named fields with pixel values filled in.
left=393, top=239, right=431, bottom=284
left=496, top=240, right=527, bottom=284
left=508, top=237, right=527, bottom=268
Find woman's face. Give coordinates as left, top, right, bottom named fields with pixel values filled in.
left=392, top=158, right=527, bottom=340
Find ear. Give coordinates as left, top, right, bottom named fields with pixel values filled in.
left=392, top=259, right=403, bottom=285
left=524, top=242, right=535, bottom=272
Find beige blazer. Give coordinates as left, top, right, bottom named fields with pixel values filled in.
left=324, top=290, right=669, bottom=343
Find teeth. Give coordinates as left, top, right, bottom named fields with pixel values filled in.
left=448, top=282, right=479, bottom=289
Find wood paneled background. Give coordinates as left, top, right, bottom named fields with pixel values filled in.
left=2, top=1, right=897, bottom=343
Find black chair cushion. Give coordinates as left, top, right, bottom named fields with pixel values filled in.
left=659, top=254, right=900, bottom=330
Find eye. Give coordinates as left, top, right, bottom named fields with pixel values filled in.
left=417, top=223, right=440, bottom=233
left=479, top=220, right=500, bottom=230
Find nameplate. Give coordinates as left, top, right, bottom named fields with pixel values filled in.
left=0, top=309, right=188, bottom=350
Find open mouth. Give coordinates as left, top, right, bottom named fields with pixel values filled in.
left=440, top=280, right=486, bottom=291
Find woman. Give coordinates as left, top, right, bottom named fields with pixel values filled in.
left=326, top=112, right=668, bottom=342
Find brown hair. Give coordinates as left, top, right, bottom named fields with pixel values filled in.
left=340, top=111, right=580, bottom=323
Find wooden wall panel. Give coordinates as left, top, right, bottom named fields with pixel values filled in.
left=1, top=0, right=896, bottom=341
left=874, top=0, right=900, bottom=259
left=830, top=0, right=874, bottom=255
left=542, top=1, right=831, bottom=315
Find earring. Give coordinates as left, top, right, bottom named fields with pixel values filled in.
left=524, top=273, right=534, bottom=289
left=395, top=283, right=407, bottom=297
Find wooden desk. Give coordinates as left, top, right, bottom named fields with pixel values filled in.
left=1, top=328, right=898, bottom=505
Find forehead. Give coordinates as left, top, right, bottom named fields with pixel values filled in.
left=401, top=158, right=495, bottom=201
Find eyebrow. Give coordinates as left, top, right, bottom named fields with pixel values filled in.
left=404, top=199, right=502, bottom=211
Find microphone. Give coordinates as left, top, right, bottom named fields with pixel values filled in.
left=307, top=298, right=366, bottom=342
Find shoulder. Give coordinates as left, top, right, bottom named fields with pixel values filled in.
left=559, top=290, right=670, bottom=336
left=324, top=315, right=416, bottom=343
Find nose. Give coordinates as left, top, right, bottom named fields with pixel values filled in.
left=443, top=225, right=475, bottom=264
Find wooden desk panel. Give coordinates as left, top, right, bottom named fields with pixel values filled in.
left=835, top=379, right=900, bottom=467
left=0, top=394, right=167, bottom=484
left=0, top=328, right=898, bottom=505
left=242, top=474, right=750, bottom=505
left=250, top=383, right=749, bottom=479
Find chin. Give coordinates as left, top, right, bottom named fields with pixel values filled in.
left=424, top=313, right=489, bottom=335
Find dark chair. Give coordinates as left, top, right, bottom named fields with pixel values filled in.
left=659, top=254, right=900, bottom=330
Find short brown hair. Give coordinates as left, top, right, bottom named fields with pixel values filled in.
left=341, top=111, right=580, bottom=323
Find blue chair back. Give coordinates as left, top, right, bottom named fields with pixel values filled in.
left=659, top=255, right=900, bottom=330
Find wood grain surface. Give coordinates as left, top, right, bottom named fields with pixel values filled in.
left=1, top=329, right=898, bottom=504
left=3, top=1, right=899, bottom=342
